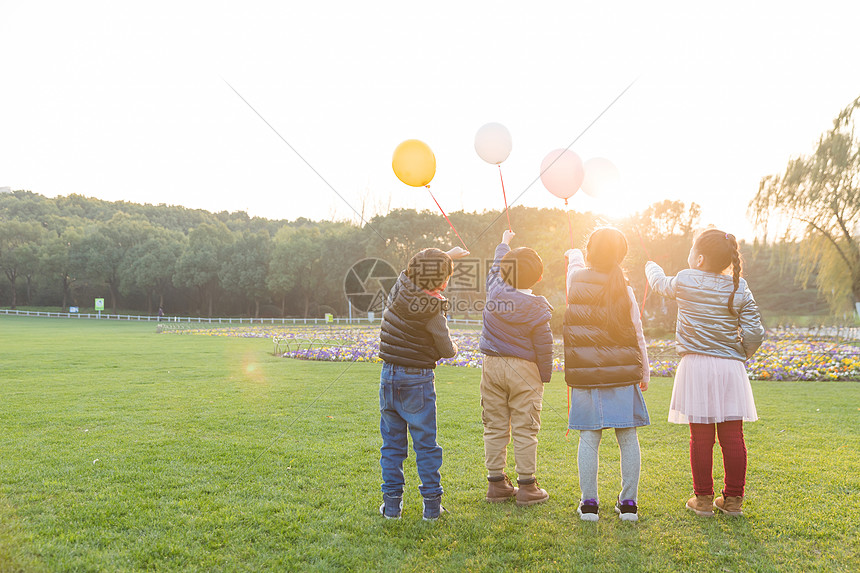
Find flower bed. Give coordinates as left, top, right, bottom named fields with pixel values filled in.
left=162, top=325, right=860, bottom=381
left=745, top=336, right=860, bottom=381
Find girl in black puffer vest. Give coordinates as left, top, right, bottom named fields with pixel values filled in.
left=564, top=227, right=650, bottom=522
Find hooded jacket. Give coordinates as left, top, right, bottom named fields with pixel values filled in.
left=479, top=243, right=554, bottom=383
left=379, top=272, right=457, bottom=368
left=645, top=262, right=764, bottom=361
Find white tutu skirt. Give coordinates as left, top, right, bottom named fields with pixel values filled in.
left=668, top=354, right=758, bottom=424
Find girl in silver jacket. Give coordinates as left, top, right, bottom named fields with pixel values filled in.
left=646, top=229, right=764, bottom=518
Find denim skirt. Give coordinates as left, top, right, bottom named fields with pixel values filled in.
left=567, top=384, right=650, bottom=430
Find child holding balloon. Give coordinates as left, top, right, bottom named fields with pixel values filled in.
left=378, top=245, right=469, bottom=521
left=479, top=230, right=554, bottom=506
left=564, top=227, right=650, bottom=522
left=645, top=229, right=764, bottom=517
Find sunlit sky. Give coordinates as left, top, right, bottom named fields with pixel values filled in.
left=2, top=1, right=859, bottom=241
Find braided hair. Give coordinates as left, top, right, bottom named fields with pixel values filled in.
left=585, top=227, right=635, bottom=339
left=692, top=229, right=741, bottom=316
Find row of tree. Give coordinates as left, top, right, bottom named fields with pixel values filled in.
left=0, top=190, right=833, bottom=325
left=2, top=95, right=858, bottom=323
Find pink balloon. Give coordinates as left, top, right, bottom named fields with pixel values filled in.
left=540, top=149, right=584, bottom=201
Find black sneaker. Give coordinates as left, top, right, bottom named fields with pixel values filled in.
left=615, top=499, right=639, bottom=522
left=379, top=493, right=402, bottom=519
left=577, top=498, right=599, bottom=522
left=422, top=495, right=446, bottom=521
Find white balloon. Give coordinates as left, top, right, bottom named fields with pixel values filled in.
left=474, top=122, right=512, bottom=165
left=581, top=157, right=620, bottom=197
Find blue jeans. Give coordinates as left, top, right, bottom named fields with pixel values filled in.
left=379, top=362, right=443, bottom=498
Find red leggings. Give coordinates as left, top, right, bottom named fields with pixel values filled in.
left=689, top=421, right=747, bottom=497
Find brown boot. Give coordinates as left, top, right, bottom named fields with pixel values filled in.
left=685, top=494, right=715, bottom=517
left=714, top=492, right=744, bottom=516
left=515, top=478, right=549, bottom=507
left=486, top=474, right=518, bottom=503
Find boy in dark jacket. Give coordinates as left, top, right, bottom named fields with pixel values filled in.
left=378, top=245, right=469, bottom=521
left=479, top=230, right=553, bottom=506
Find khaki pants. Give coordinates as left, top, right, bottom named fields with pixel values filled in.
left=481, top=355, right=544, bottom=477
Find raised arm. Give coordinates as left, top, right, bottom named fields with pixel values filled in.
left=445, top=246, right=471, bottom=260
left=565, top=248, right=586, bottom=294
left=644, top=261, right=677, bottom=300
left=488, top=232, right=514, bottom=289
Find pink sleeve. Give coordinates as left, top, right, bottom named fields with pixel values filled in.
left=627, top=286, right=650, bottom=385
left=566, top=249, right=586, bottom=294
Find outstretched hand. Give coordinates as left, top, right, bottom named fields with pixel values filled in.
left=446, top=246, right=471, bottom=260
left=502, top=230, right=515, bottom=245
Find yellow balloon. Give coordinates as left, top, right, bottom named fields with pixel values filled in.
left=392, top=139, right=436, bottom=187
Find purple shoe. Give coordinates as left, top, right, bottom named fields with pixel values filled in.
left=578, top=498, right=599, bottom=522
left=615, top=499, right=638, bottom=522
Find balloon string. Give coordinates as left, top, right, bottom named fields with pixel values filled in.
left=567, top=209, right=574, bottom=248
left=498, top=165, right=511, bottom=232
left=426, top=186, right=468, bottom=250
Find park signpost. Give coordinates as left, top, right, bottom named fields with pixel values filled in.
left=95, top=298, right=104, bottom=318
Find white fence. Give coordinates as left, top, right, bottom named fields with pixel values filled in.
left=0, top=308, right=483, bottom=327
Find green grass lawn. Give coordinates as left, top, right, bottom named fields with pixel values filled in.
left=1, top=316, right=858, bottom=572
